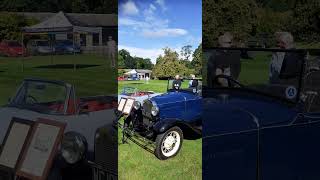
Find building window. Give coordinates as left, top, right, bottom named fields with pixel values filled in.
left=92, top=33, right=99, bottom=46
left=80, top=34, right=86, bottom=46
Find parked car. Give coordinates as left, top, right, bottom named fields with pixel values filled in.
left=27, top=40, right=55, bottom=55
left=127, top=74, right=140, bottom=81
left=120, top=79, right=202, bottom=160
left=118, top=86, right=162, bottom=104
left=0, top=40, right=26, bottom=57
left=203, top=49, right=320, bottom=179
left=118, top=76, right=125, bottom=81
left=54, top=40, right=81, bottom=54
left=0, top=78, right=118, bottom=180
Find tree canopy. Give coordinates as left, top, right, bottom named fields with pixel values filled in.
left=203, top=0, right=320, bottom=47
left=0, top=0, right=117, bottom=14
left=118, top=49, right=153, bottom=70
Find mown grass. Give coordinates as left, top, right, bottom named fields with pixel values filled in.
left=118, top=80, right=202, bottom=180
left=0, top=54, right=117, bottom=105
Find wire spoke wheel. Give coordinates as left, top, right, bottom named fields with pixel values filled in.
left=160, top=130, right=181, bottom=157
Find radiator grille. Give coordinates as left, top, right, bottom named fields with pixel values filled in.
left=142, top=100, right=153, bottom=118
left=94, top=125, right=117, bottom=176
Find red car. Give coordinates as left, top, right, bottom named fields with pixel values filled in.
left=118, top=76, right=126, bottom=81
left=0, top=40, right=26, bottom=57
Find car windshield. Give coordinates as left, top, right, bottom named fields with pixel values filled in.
left=37, top=41, right=49, bottom=46
left=9, top=80, right=68, bottom=115
left=168, top=79, right=202, bottom=93
left=204, top=49, right=307, bottom=103
left=7, top=41, right=21, bottom=47
left=121, top=87, right=137, bottom=95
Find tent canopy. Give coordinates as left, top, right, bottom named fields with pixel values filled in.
left=22, top=11, right=101, bottom=34
left=125, top=69, right=138, bottom=75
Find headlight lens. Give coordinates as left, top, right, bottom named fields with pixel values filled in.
left=61, top=132, right=87, bottom=164
left=133, top=101, right=141, bottom=110
left=151, top=105, right=159, bottom=116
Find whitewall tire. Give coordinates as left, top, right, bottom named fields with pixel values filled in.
left=155, top=126, right=183, bottom=160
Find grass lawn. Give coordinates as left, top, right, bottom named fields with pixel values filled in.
left=118, top=80, right=202, bottom=180
left=0, top=54, right=117, bottom=105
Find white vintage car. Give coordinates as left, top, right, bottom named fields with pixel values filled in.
left=0, top=78, right=118, bottom=180
left=118, top=86, right=162, bottom=104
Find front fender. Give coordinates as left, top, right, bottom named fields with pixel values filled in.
left=153, top=119, right=201, bottom=139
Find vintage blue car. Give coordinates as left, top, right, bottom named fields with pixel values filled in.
left=203, top=48, right=320, bottom=179
left=122, top=79, right=202, bottom=160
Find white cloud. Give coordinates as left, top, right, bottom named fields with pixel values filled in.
left=119, top=17, right=148, bottom=28
left=155, top=0, right=167, bottom=11
left=120, top=1, right=139, bottom=16
left=142, top=28, right=188, bottom=38
left=144, top=3, right=157, bottom=17
left=118, top=45, right=163, bottom=63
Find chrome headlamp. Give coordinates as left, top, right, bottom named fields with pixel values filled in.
left=133, top=101, right=141, bottom=110
left=151, top=104, right=159, bottom=116
left=61, top=132, right=87, bottom=164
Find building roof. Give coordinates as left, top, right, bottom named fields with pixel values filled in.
left=136, top=69, right=152, bottom=73
left=124, top=69, right=152, bottom=74
left=17, top=11, right=117, bottom=27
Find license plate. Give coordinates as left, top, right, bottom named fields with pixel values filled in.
left=92, top=167, right=117, bottom=180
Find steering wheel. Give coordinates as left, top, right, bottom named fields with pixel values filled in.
left=26, top=95, right=38, bottom=104
left=213, top=74, right=244, bottom=88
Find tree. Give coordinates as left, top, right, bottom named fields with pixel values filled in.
left=191, top=43, right=202, bottom=76
left=180, top=45, right=192, bottom=61
left=203, top=0, right=258, bottom=47
left=0, top=13, right=38, bottom=41
left=153, top=48, right=192, bottom=79
left=118, top=53, right=125, bottom=69
left=0, top=0, right=117, bottom=14
left=135, top=57, right=153, bottom=69
left=289, top=0, right=320, bottom=42
left=118, top=49, right=136, bottom=69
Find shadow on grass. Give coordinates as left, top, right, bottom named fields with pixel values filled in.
left=0, top=71, right=4, bottom=73
left=128, top=82, right=144, bottom=85
left=34, top=64, right=100, bottom=69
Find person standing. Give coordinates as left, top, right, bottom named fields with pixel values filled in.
left=269, top=32, right=302, bottom=84
left=172, top=75, right=182, bottom=90
left=107, top=36, right=116, bottom=68
left=189, top=74, right=198, bottom=88
left=207, top=33, right=241, bottom=87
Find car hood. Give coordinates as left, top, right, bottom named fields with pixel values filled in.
left=0, top=106, right=116, bottom=151
left=150, top=91, right=186, bottom=106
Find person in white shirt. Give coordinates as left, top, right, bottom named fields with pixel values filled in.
left=107, top=36, right=116, bottom=68
left=269, top=32, right=295, bottom=83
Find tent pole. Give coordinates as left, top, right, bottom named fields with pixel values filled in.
left=50, top=33, right=53, bottom=65
left=73, top=30, right=76, bottom=71
left=21, top=33, right=24, bottom=72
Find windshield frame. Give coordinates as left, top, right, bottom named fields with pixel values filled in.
left=8, top=78, right=72, bottom=115
left=167, top=78, right=202, bottom=95
left=204, top=47, right=309, bottom=104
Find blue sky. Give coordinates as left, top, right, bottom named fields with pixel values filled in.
left=118, top=0, right=202, bottom=63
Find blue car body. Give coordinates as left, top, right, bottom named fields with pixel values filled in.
left=203, top=87, right=320, bottom=180
left=151, top=90, right=202, bottom=128
left=203, top=48, right=320, bottom=180
left=55, top=40, right=81, bottom=54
